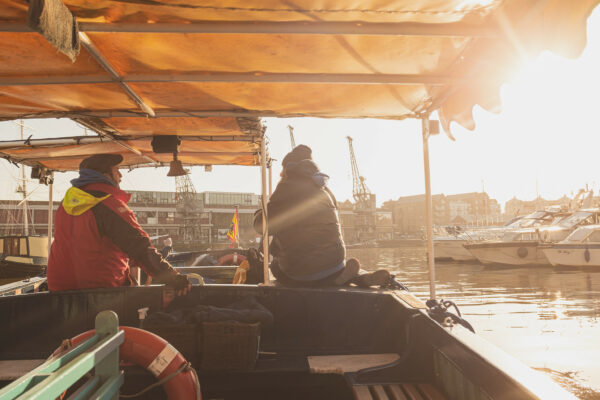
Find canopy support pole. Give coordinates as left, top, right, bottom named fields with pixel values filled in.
left=47, top=173, right=53, bottom=258
left=268, top=161, right=273, bottom=198
left=260, top=138, right=271, bottom=284
left=421, top=115, right=436, bottom=300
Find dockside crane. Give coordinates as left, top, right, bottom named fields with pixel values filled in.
left=174, top=172, right=204, bottom=247
left=347, top=136, right=374, bottom=209
left=346, top=136, right=376, bottom=241
left=287, top=125, right=296, bottom=149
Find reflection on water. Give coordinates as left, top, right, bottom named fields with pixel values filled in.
left=349, top=246, right=600, bottom=400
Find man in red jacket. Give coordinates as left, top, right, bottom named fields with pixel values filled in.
left=47, top=154, right=190, bottom=295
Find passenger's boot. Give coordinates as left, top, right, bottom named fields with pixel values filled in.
left=333, top=258, right=361, bottom=286
left=350, top=269, right=391, bottom=289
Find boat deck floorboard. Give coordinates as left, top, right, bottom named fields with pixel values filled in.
left=353, top=383, right=445, bottom=400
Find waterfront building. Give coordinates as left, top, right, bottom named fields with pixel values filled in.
left=382, top=192, right=503, bottom=235
left=504, top=195, right=571, bottom=218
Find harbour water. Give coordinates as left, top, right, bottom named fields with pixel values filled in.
left=349, top=246, right=600, bottom=399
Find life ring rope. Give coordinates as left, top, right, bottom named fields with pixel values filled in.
left=121, top=361, right=200, bottom=400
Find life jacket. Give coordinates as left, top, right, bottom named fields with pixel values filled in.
left=47, top=183, right=137, bottom=291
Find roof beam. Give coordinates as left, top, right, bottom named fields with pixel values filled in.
left=78, top=32, right=156, bottom=117
left=74, top=118, right=161, bottom=167
left=8, top=109, right=415, bottom=120
left=0, top=21, right=499, bottom=37
left=0, top=135, right=258, bottom=149
left=0, top=136, right=105, bottom=149
left=10, top=151, right=257, bottom=162
left=0, top=72, right=457, bottom=86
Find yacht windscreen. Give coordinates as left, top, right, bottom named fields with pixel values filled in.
left=516, top=211, right=554, bottom=228
left=565, top=227, right=593, bottom=242
left=558, top=212, right=594, bottom=229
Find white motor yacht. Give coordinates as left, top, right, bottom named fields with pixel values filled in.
left=464, top=209, right=599, bottom=266
left=434, top=210, right=557, bottom=262
left=542, top=224, right=600, bottom=268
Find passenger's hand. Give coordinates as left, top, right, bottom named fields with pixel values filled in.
left=164, top=273, right=192, bottom=297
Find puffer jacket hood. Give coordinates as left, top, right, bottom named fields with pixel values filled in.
left=285, top=159, right=330, bottom=188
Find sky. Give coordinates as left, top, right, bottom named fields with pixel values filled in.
left=0, top=7, right=599, bottom=212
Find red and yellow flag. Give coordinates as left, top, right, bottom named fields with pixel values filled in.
left=226, top=207, right=239, bottom=247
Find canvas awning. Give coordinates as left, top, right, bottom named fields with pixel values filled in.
left=0, top=0, right=597, bottom=163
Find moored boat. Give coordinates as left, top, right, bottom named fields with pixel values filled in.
left=0, top=236, right=48, bottom=280
left=435, top=210, right=564, bottom=262
left=542, top=224, right=600, bottom=268
left=464, top=210, right=599, bottom=267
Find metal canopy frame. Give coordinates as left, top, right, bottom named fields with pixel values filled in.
left=0, top=73, right=463, bottom=86
left=78, top=32, right=155, bottom=117
left=0, top=21, right=500, bottom=37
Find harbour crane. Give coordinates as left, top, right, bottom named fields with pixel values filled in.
left=346, top=136, right=377, bottom=242
left=287, top=125, right=296, bottom=149
left=174, top=172, right=204, bottom=246
left=346, top=136, right=373, bottom=209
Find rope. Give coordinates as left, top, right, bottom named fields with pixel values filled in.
left=426, top=298, right=475, bottom=333
left=119, top=362, right=199, bottom=399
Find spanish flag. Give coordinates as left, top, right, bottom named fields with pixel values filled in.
left=226, top=207, right=239, bottom=247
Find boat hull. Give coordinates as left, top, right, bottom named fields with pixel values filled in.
left=465, top=241, right=551, bottom=266
left=0, top=259, right=45, bottom=279
left=0, top=285, right=575, bottom=399
left=434, top=239, right=476, bottom=261
left=542, top=244, right=600, bottom=267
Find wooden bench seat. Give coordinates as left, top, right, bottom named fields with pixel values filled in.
left=353, top=383, right=446, bottom=400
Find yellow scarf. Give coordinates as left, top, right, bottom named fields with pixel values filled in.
left=62, top=187, right=110, bottom=216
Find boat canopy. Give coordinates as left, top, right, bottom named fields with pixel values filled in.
left=0, top=0, right=597, bottom=296
left=0, top=0, right=597, bottom=141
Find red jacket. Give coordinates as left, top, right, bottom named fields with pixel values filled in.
left=47, top=183, right=174, bottom=291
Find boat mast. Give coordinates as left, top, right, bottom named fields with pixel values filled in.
left=18, top=120, right=29, bottom=236
left=421, top=114, right=436, bottom=300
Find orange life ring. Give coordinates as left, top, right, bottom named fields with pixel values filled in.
left=67, top=326, right=201, bottom=399
left=217, top=253, right=247, bottom=266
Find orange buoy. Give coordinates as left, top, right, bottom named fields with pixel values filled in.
left=217, top=252, right=247, bottom=266
left=68, top=326, right=201, bottom=399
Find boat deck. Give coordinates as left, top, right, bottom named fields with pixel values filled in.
left=353, top=383, right=445, bottom=400
left=0, top=285, right=572, bottom=399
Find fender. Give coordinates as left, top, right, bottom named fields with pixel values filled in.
left=66, top=326, right=201, bottom=399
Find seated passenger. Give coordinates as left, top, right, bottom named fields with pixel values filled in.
left=253, top=145, right=389, bottom=287
left=47, top=154, right=190, bottom=295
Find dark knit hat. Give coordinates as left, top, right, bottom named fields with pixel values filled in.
left=282, top=145, right=312, bottom=168
left=79, top=154, right=123, bottom=174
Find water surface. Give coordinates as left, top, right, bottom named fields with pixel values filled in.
left=349, top=246, right=600, bottom=400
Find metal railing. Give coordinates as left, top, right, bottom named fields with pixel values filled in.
left=0, top=310, right=124, bottom=400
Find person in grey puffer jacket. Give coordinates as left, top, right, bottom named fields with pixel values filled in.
left=254, top=145, right=389, bottom=287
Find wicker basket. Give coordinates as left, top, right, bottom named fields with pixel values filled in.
left=143, top=323, right=200, bottom=364
left=200, top=321, right=260, bottom=371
